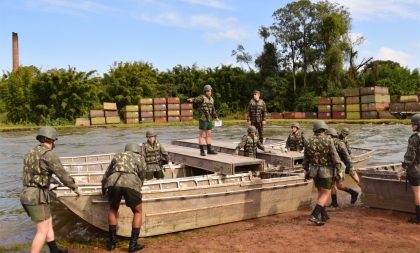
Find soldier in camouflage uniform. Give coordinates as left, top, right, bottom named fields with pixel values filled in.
left=338, top=128, right=361, bottom=186
left=20, top=126, right=80, bottom=253
left=247, top=90, right=267, bottom=144
left=234, top=126, right=270, bottom=158
left=402, top=114, right=420, bottom=224
left=326, top=128, right=359, bottom=207
left=143, top=130, right=170, bottom=180
left=303, top=121, right=341, bottom=225
left=187, top=85, right=219, bottom=156
left=102, top=143, right=147, bottom=252
left=285, top=123, right=306, bottom=152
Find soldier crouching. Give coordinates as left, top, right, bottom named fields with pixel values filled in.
left=234, top=126, right=270, bottom=158
left=303, top=121, right=341, bottom=225
left=102, top=143, right=147, bottom=252
left=143, top=130, right=170, bottom=180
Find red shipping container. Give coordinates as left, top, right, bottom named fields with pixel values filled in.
left=167, top=97, right=180, bottom=104
left=405, top=102, right=420, bottom=111
left=90, top=110, right=104, bottom=118
left=389, top=103, right=405, bottom=112
left=104, top=110, right=118, bottom=117
left=378, top=111, right=395, bottom=119
left=294, top=112, right=305, bottom=119
left=181, top=116, right=193, bottom=122
left=154, top=117, right=167, bottom=123
left=153, top=104, right=167, bottom=111
left=345, top=96, right=360, bottom=104
left=318, top=112, right=331, bottom=119
left=332, top=112, right=346, bottom=119
left=181, top=103, right=193, bottom=110
left=318, top=97, right=331, bottom=105
left=283, top=112, right=295, bottom=119
left=270, top=112, right=283, bottom=119
left=167, top=116, right=180, bottom=122
left=181, top=110, right=193, bottom=116
left=153, top=98, right=167, bottom=105
left=140, top=111, right=153, bottom=118
left=305, top=112, right=317, bottom=119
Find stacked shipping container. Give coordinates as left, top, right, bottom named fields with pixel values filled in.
left=124, top=105, right=139, bottom=124
left=180, top=103, right=193, bottom=122
left=317, top=97, right=332, bottom=119
left=139, top=98, right=154, bottom=123
left=104, top=102, right=120, bottom=124
left=360, top=87, right=390, bottom=119
left=153, top=98, right=167, bottom=123
left=331, top=97, right=346, bottom=119
left=345, top=88, right=361, bottom=119
left=390, top=95, right=420, bottom=113
left=167, top=97, right=181, bottom=122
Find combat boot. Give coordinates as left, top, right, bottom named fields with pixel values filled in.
left=320, top=206, right=330, bottom=222
left=128, top=228, right=145, bottom=252
left=47, top=240, right=68, bottom=253
left=207, top=144, right=218, bottom=155
left=309, top=204, right=325, bottom=226
left=328, top=194, right=339, bottom=208
left=106, top=225, right=117, bottom=251
left=346, top=188, right=359, bottom=204
left=199, top=145, right=206, bottom=156
left=408, top=205, right=420, bottom=224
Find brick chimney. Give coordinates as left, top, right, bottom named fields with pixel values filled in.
left=12, top=32, right=19, bottom=72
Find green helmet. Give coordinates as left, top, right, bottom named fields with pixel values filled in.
left=203, top=85, right=212, bottom=92
left=313, top=120, right=328, bottom=132
left=146, top=129, right=156, bottom=137
left=341, top=128, right=350, bottom=135
left=411, top=114, right=420, bottom=125
left=247, top=125, right=257, bottom=133
left=125, top=143, right=141, bottom=153
left=291, top=123, right=300, bottom=129
left=36, top=126, right=58, bottom=141
left=326, top=128, right=338, bottom=137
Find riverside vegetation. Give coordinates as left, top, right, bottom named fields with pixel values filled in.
left=0, top=0, right=419, bottom=126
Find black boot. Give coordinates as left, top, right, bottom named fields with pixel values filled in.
left=408, top=205, right=420, bottom=224
left=128, top=228, right=145, bottom=252
left=106, top=225, right=117, bottom=251
left=207, top=144, right=218, bottom=155
left=200, top=145, right=206, bottom=156
left=320, top=206, right=330, bottom=222
left=345, top=188, right=359, bottom=204
left=329, top=194, right=339, bottom=208
left=309, top=204, right=325, bottom=226
left=47, top=240, right=68, bottom=253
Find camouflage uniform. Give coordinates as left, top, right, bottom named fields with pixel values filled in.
left=303, top=134, right=341, bottom=189
left=247, top=98, right=267, bottom=143
left=20, top=144, right=77, bottom=221
left=333, top=138, right=353, bottom=175
left=285, top=131, right=306, bottom=151
left=143, top=140, right=169, bottom=179
left=191, top=95, right=218, bottom=130
left=235, top=134, right=266, bottom=158
left=403, top=132, right=420, bottom=185
left=338, top=134, right=351, bottom=156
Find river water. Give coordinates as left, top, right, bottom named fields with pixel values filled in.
left=0, top=123, right=413, bottom=247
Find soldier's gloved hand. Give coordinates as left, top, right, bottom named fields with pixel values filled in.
left=74, top=187, right=82, bottom=197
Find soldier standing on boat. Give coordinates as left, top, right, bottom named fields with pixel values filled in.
left=402, top=114, right=420, bottom=224
left=326, top=128, right=359, bottom=207
left=143, top=130, right=171, bottom=180
left=102, top=143, right=147, bottom=252
left=339, top=128, right=361, bottom=185
left=235, top=126, right=270, bottom=158
left=303, top=121, right=341, bottom=225
left=20, top=126, right=80, bottom=253
left=285, top=123, right=305, bottom=152
left=247, top=90, right=267, bottom=144
left=187, top=85, right=219, bottom=156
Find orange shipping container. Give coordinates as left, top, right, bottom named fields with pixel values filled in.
left=154, top=117, right=167, bottom=123
left=181, top=116, right=193, bottom=122
left=345, top=96, right=360, bottom=104
left=125, top=118, right=139, bottom=124
left=181, top=110, right=193, bottom=116
left=103, top=102, right=117, bottom=110
left=153, top=98, right=167, bottom=105
left=167, top=97, right=180, bottom=104
left=318, top=97, right=331, bottom=105
left=140, top=111, right=153, bottom=118
left=270, top=112, right=283, bottom=119
left=294, top=112, right=305, bottom=119
left=75, top=118, right=90, bottom=127
left=180, top=103, right=193, bottom=110
left=104, top=110, right=118, bottom=117
left=90, top=110, right=104, bottom=118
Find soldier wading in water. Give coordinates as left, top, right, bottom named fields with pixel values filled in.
left=303, top=121, right=341, bottom=225
left=285, top=123, right=305, bottom=152
left=187, top=85, right=219, bottom=156
left=20, top=126, right=80, bottom=253
left=403, top=114, right=420, bottom=224
left=102, top=143, right=147, bottom=252
left=142, top=130, right=171, bottom=180
left=326, top=128, right=359, bottom=207
left=234, top=126, right=270, bottom=157
left=247, top=90, right=267, bottom=144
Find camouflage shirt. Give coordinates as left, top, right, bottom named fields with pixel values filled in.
left=285, top=131, right=306, bottom=151
left=143, top=140, right=169, bottom=172
left=102, top=151, right=147, bottom=193
left=303, top=134, right=341, bottom=178
left=403, top=132, right=420, bottom=178
left=20, top=144, right=77, bottom=205
left=236, top=134, right=265, bottom=158
left=339, top=134, right=352, bottom=155
left=192, top=95, right=218, bottom=121
left=247, top=99, right=267, bottom=123
left=333, top=138, right=353, bottom=171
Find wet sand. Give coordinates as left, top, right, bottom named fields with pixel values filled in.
left=64, top=205, right=420, bottom=253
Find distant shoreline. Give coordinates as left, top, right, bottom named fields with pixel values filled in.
left=0, top=119, right=411, bottom=133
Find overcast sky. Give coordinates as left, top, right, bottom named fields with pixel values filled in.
left=1, top=0, right=419, bottom=74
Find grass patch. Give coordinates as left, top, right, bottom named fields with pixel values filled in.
left=0, top=242, right=31, bottom=253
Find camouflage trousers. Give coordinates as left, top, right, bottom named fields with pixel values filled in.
left=251, top=121, right=264, bottom=144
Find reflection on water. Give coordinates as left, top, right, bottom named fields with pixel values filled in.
left=0, top=123, right=412, bottom=246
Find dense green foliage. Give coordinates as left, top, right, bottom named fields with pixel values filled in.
left=0, top=0, right=419, bottom=124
